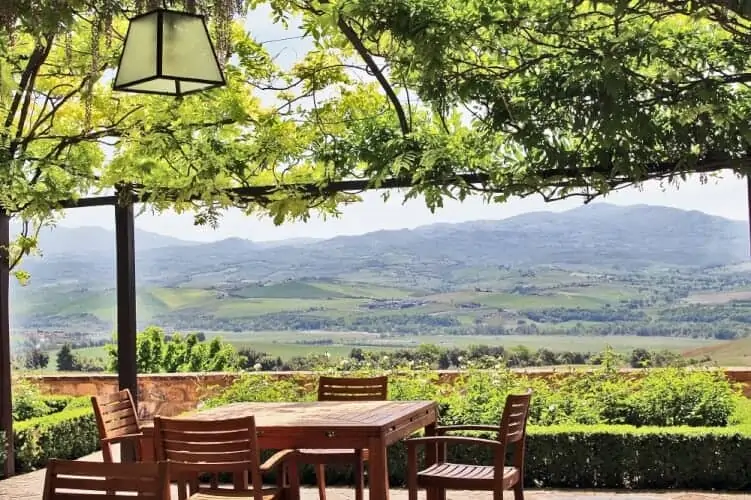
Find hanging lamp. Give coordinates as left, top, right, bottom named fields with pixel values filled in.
left=113, top=8, right=225, bottom=97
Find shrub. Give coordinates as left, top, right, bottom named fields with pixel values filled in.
left=62, top=396, right=93, bottom=411
left=203, top=373, right=314, bottom=409
left=13, top=406, right=98, bottom=472
left=12, top=380, right=53, bottom=422
left=208, top=367, right=741, bottom=428
left=41, top=396, right=75, bottom=414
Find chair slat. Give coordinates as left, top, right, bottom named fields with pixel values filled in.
left=160, top=428, right=252, bottom=442
left=317, top=375, right=388, bottom=402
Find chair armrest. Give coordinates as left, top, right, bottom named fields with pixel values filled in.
left=435, top=425, right=498, bottom=435
left=260, top=449, right=297, bottom=473
left=405, top=436, right=502, bottom=450
left=101, top=432, right=144, bottom=445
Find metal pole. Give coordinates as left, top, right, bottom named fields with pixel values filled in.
left=114, top=189, right=137, bottom=462
left=0, top=211, right=14, bottom=477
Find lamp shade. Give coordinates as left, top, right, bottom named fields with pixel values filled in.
left=113, top=9, right=225, bottom=96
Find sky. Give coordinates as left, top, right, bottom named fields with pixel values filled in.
left=56, top=174, right=749, bottom=242
left=54, top=8, right=751, bottom=242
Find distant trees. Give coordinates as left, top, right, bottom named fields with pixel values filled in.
left=56, top=344, right=77, bottom=371
left=23, top=349, right=48, bottom=370
left=107, top=327, right=243, bottom=373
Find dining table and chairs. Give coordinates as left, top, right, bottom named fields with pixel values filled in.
left=56, top=375, right=532, bottom=500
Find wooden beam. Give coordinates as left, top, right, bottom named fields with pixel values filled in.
left=114, top=191, right=137, bottom=462
left=0, top=211, right=14, bottom=477
left=52, top=156, right=747, bottom=210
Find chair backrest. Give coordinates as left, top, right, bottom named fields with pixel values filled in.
left=153, top=415, right=264, bottom=499
left=317, top=375, right=389, bottom=401
left=42, top=459, right=169, bottom=499
left=91, top=388, right=140, bottom=441
left=498, top=390, right=532, bottom=468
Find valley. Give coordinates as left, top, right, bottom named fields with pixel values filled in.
left=10, top=203, right=751, bottom=367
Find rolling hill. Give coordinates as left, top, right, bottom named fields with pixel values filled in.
left=14, top=203, right=750, bottom=288
left=9, top=203, right=751, bottom=335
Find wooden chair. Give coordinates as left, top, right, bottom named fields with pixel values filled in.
left=406, top=390, right=533, bottom=500
left=153, top=415, right=299, bottom=500
left=91, top=388, right=150, bottom=463
left=296, top=375, right=388, bottom=500
left=42, top=459, right=169, bottom=499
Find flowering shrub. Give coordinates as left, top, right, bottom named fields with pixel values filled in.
left=206, top=363, right=741, bottom=428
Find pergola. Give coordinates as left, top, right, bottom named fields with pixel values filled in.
left=0, top=160, right=748, bottom=477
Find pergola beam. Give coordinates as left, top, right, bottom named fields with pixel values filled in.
left=52, top=157, right=747, bottom=210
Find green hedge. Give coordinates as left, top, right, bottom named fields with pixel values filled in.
left=302, top=424, right=751, bottom=490
left=13, top=406, right=99, bottom=472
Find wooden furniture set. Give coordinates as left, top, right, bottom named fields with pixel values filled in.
left=66, top=376, right=532, bottom=500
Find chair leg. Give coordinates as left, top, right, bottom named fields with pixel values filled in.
left=287, top=461, right=301, bottom=500
left=514, top=481, right=524, bottom=500
left=315, top=464, right=327, bottom=500
left=493, top=488, right=503, bottom=500
left=354, top=458, right=365, bottom=500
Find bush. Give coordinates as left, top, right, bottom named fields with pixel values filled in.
left=202, top=367, right=751, bottom=489
left=12, top=380, right=53, bottom=422
left=41, top=396, right=75, bottom=414
left=13, top=406, right=98, bottom=472
left=208, top=367, right=741, bottom=429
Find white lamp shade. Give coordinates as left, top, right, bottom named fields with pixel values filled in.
left=113, top=9, right=225, bottom=96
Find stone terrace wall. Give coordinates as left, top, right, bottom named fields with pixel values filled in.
left=24, top=367, right=751, bottom=418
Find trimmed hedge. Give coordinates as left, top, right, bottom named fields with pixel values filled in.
left=13, top=406, right=99, bottom=472
left=306, top=425, right=751, bottom=490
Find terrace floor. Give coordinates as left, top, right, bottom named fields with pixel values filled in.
left=0, top=450, right=745, bottom=500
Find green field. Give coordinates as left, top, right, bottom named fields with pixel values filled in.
left=215, top=331, right=717, bottom=359
left=30, top=330, right=717, bottom=374
left=17, top=267, right=751, bottom=368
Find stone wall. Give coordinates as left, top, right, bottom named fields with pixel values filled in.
left=24, top=367, right=751, bottom=418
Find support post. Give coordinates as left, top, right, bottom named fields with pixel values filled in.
left=115, top=189, right=137, bottom=462
left=747, top=174, right=751, bottom=258
left=0, top=211, right=14, bottom=477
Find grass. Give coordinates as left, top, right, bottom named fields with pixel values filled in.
left=230, top=281, right=354, bottom=299
left=29, top=331, right=719, bottom=373
left=219, top=331, right=717, bottom=359
left=683, top=337, right=751, bottom=366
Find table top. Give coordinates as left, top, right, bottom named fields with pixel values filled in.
left=176, top=400, right=436, bottom=429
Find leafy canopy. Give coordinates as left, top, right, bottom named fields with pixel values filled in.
left=260, top=0, right=751, bottom=203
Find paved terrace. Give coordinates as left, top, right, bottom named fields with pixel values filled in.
left=0, top=449, right=745, bottom=500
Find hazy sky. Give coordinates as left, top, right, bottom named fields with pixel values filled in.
left=54, top=9, right=751, bottom=242
left=56, top=174, right=748, bottom=242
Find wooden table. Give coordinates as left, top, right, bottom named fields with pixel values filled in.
left=142, top=400, right=437, bottom=500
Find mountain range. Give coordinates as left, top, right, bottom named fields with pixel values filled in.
left=10, top=203, right=750, bottom=291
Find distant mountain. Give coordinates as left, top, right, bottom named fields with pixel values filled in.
left=11, top=224, right=197, bottom=256
left=12, top=204, right=750, bottom=289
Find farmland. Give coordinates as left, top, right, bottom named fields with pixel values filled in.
left=12, top=204, right=751, bottom=369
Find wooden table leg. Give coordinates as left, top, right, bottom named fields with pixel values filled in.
left=368, top=436, right=390, bottom=500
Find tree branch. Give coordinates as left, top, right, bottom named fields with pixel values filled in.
left=335, top=19, right=410, bottom=135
